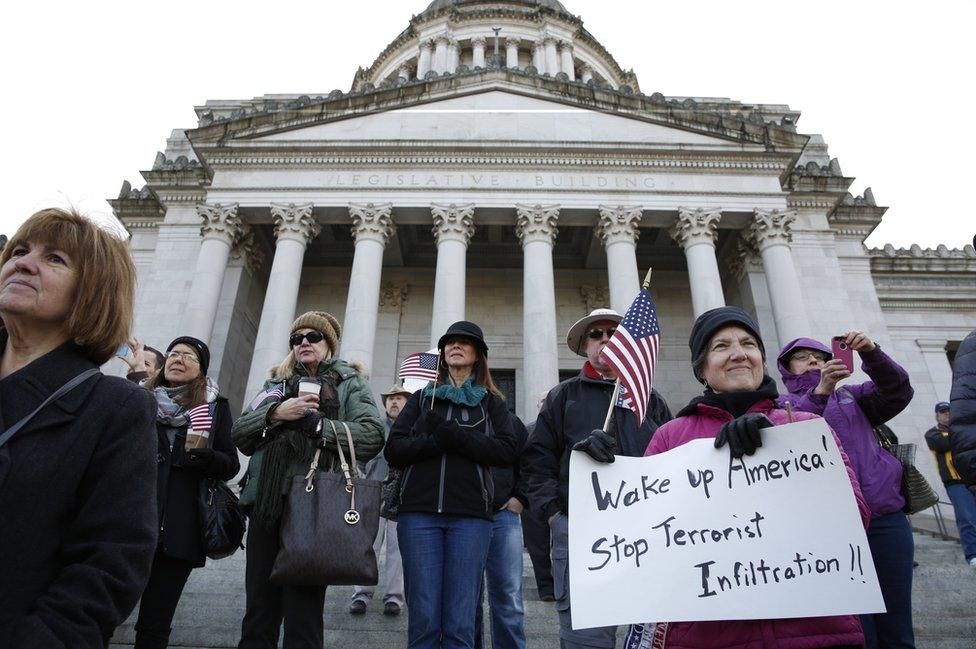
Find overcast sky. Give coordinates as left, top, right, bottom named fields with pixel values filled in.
left=2, top=0, right=973, bottom=248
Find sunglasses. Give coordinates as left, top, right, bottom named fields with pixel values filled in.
left=290, top=331, right=325, bottom=348
left=586, top=327, right=616, bottom=340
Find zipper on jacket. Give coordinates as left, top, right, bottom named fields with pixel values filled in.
left=475, top=465, right=489, bottom=513
left=437, top=404, right=454, bottom=513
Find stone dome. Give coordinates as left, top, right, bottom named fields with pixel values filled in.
left=420, top=0, right=571, bottom=17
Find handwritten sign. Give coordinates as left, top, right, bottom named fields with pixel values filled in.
left=568, top=418, right=884, bottom=630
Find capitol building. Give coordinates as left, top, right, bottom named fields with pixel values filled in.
left=111, top=0, right=975, bottom=491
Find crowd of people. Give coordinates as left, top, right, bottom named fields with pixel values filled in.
left=1, top=206, right=974, bottom=649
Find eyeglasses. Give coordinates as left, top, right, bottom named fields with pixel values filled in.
left=791, top=350, right=827, bottom=362
left=586, top=327, right=616, bottom=340
left=290, top=331, right=325, bottom=348
left=166, top=351, right=199, bottom=364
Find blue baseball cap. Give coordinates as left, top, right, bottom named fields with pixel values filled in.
left=935, top=402, right=950, bottom=413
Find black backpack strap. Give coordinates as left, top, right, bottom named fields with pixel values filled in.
left=0, top=368, right=101, bottom=449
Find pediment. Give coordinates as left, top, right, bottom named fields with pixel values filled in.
left=245, top=90, right=756, bottom=150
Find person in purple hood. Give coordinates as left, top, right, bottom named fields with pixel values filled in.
left=777, top=332, right=916, bottom=649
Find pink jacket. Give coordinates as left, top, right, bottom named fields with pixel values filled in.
left=645, top=399, right=870, bottom=649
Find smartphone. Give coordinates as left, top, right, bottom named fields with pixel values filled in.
left=831, top=337, right=854, bottom=373
left=117, top=345, right=131, bottom=358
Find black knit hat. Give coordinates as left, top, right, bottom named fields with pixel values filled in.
left=437, top=320, right=489, bottom=355
left=167, top=336, right=211, bottom=375
left=688, top=307, right=764, bottom=383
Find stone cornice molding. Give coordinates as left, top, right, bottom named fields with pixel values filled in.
left=515, top=204, right=560, bottom=246
left=379, top=282, right=410, bottom=308
left=349, top=202, right=395, bottom=245
left=671, top=207, right=722, bottom=249
left=580, top=284, right=610, bottom=313
left=231, top=224, right=265, bottom=275
left=197, top=203, right=243, bottom=245
left=868, top=244, right=976, bottom=274
left=596, top=205, right=642, bottom=245
left=747, top=209, right=796, bottom=250
left=271, top=203, right=319, bottom=244
left=431, top=203, right=475, bottom=246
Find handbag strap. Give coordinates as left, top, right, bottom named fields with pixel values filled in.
left=0, top=368, right=100, bottom=450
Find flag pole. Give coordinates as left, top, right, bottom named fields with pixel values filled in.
left=642, top=267, right=653, bottom=290
left=602, top=267, right=652, bottom=433
left=430, top=354, right=441, bottom=411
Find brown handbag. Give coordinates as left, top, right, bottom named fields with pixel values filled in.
left=270, top=421, right=382, bottom=586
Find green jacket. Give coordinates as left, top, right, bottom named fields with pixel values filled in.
left=233, top=358, right=384, bottom=508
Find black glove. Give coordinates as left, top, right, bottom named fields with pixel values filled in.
left=186, top=447, right=214, bottom=463
left=433, top=419, right=464, bottom=451
left=413, top=410, right=445, bottom=436
left=714, top=413, right=773, bottom=458
left=283, top=410, right=326, bottom=438
left=572, top=429, right=616, bottom=463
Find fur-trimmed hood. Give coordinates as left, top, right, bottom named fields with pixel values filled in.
left=267, top=353, right=367, bottom=382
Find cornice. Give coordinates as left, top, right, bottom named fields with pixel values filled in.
left=108, top=181, right=165, bottom=225
left=868, top=244, right=976, bottom=273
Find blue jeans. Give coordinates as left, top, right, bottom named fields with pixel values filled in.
left=475, top=509, right=526, bottom=649
left=398, top=513, right=492, bottom=649
left=946, top=483, right=976, bottom=561
left=861, top=511, right=916, bottom=649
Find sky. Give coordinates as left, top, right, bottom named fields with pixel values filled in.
left=2, top=0, right=973, bottom=248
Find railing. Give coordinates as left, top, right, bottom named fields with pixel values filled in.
left=910, top=499, right=955, bottom=541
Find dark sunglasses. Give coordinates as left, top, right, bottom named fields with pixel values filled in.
left=290, top=331, right=325, bottom=348
left=586, top=327, right=616, bottom=340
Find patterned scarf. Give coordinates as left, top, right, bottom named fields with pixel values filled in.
left=153, top=377, right=220, bottom=425
left=422, top=376, right=487, bottom=406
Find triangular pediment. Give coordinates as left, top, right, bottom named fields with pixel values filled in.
left=246, top=90, right=750, bottom=149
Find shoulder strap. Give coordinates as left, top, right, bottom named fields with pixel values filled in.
left=0, top=368, right=101, bottom=450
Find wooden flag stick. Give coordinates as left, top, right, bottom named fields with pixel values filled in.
left=429, top=355, right=441, bottom=411
left=641, top=267, right=653, bottom=290
left=602, top=377, right=621, bottom=432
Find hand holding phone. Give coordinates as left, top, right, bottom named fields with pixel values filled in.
left=116, top=345, right=131, bottom=358
left=831, top=336, right=854, bottom=373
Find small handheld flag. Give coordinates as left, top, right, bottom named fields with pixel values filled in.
left=599, top=287, right=661, bottom=427
left=399, top=352, right=439, bottom=382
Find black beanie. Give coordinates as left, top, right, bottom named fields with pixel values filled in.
left=688, top=307, right=764, bottom=381
left=167, top=336, right=211, bottom=375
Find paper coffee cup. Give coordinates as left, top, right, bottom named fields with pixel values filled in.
left=298, top=378, right=320, bottom=397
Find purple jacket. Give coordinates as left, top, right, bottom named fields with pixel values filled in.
left=777, top=338, right=914, bottom=517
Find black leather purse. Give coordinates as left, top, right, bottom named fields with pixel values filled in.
left=198, top=479, right=246, bottom=560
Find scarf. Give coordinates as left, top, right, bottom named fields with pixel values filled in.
left=153, top=377, right=220, bottom=425
left=422, top=376, right=487, bottom=407
left=677, top=375, right=780, bottom=418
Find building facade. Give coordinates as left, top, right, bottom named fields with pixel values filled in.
left=111, top=0, right=975, bottom=498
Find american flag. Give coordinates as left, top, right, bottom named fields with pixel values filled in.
left=399, top=352, right=439, bottom=382
left=247, top=382, right=285, bottom=410
left=186, top=403, right=213, bottom=435
left=599, top=288, right=661, bottom=426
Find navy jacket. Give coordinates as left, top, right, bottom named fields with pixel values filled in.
left=950, top=329, right=976, bottom=487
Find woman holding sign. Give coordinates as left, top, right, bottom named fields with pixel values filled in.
left=644, top=307, right=871, bottom=648
left=385, top=320, right=519, bottom=649
left=777, top=334, right=915, bottom=648
left=135, top=336, right=239, bottom=649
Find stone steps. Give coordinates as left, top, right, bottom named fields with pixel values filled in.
left=110, top=531, right=975, bottom=649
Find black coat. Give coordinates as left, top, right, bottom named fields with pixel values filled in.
left=155, top=396, right=239, bottom=567
left=0, top=335, right=157, bottom=648
left=522, top=368, right=673, bottom=520
left=950, top=329, right=976, bottom=487
left=489, top=415, right=530, bottom=511
left=385, top=390, right=518, bottom=520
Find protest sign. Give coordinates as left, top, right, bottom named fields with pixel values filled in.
left=568, top=418, right=884, bottom=630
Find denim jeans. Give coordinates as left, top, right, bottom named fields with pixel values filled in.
left=399, top=512, right=492, bottom=649
left=861, top=511, right=916, bottom=649
left=475, top=509, right=526, bottom=649
left=946, top=483, right=976, bottom=561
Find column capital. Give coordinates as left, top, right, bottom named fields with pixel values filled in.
left=516, top=204, right=560, bottom=246
left=432, top=203, right=475, bottom=246
left=542, top=36, right=558, bottom=46
left=671, top=207, right=722, bottom=249
left=580, top=63, right=594, bottom=75
left=728, top=235, right=761, bottom=281
left=419, top=39, right=434, bottom=52
left=748, top=208, right=796, bottom=250
left=471, top=36, right=487, bottom=47
left=597, top=205, right=642, bottom=245
left=580, top=284, right=610, bottom=313
left=435, top=34, right=451, bottom=46
left=349, top=203, right=395, bottom=245
left=197, top=203, right=243, bottom=245
left=558, top=40, right=574, bottom=52
left=379, top=282, right=410, bottom=308
left=231, top=224, right=266, bottom=275
left=271, top=203, right=319, bottom=244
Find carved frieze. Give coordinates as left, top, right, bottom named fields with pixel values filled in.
left=515, top=204, right=559, bottom=246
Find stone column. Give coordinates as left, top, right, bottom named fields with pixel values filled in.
left=430, top=204, right=475, bottom=347
left=532, top=40, right=544, bottom=72
left=748, top=209, right=808, bottom=345
left=447, top=39, right=459, bottom=73
left=596, top=206, right=642, bottom=313
left=339, top=203, right=395, bottom=374
left=397, top=65, right=411, bottom=82
left=180, top=203, right=244, bottom=343
left=417, top=39, right=433, bottom=77
left=433, top=36, right=449, bottom=74
left=472, top=37, right=486, bottom=68
left=580, top=64, right=594, bottom=84
left=558, top=41, right=575, bottom=80
left=670, top=208, right=726, bottom=317
left=544, top=37, right=559, bottom=75
left=517, top=204, right=560, bottom=410
left=244, top=203, right=320, bottom=402
left=506, top=38, right=519, bottom=68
